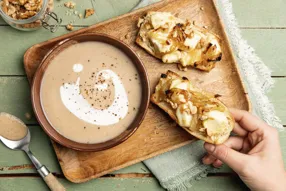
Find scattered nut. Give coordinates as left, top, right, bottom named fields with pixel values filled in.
left=25, top=112, right=32, bottom=120
left=203, top=25, right=208, bottom=29
left=78, top=13, right=82, bottom=19
left=64, top=1, right=75, bottom=9
left=66, top=23, right=74, bottom=31
left=200, top=6, right=204, bottom=11
left=85, top=8, right=94, bottom=18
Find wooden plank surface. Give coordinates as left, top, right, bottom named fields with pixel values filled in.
left=0, top=27, right=84, bottom=76
left=0, top=0, right=142, bottom=25
left=0, top=1, right=285, bottom=76
left=0, top=124, right=285, bottom=174
left=1, top=28, right=285, bottom=77
left=0, top=176, right=248, bottom=191
left=231, top=0, right=286, bottom=27
left=267, top=78, right=286, bottom=124
left=1, top=77, right=285, bottom=126
left=241, top=29, right=286, bottom=76
left=1, top=0, right=285, bottom=27
left=0, top=0, right=285, bottom=190
left=0, top=77, right=35, bottom=124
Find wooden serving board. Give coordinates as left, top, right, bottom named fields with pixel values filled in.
left=24, top=0, right=250, bottom=183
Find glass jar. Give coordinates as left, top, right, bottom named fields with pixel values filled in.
left=0, top=0, right=62, bottom=32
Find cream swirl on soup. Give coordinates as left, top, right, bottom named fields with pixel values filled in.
left=41, top=41, right=142, bottom=144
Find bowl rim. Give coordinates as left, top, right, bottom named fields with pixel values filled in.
left=31, top=33, right=150, bottom=152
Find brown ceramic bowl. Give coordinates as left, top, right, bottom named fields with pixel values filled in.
left=31, top=33, right=150, bottom=152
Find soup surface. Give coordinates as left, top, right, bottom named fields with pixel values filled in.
left=41, top=41, right=142, bottom=144
left=0, top=113, right=28, bottom=141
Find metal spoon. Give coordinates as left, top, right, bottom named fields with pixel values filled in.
left=0, top=113, right=65, bottom=191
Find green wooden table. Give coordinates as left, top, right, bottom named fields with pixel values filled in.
left=0, top=0, right=285, bottom=190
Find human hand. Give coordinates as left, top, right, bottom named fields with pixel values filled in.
left=202, top=109, right=286, bottom=191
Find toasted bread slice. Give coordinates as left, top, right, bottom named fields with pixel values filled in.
left=151, top=70, right=234, bottom=144
left=136, top=12, right=223, bottom=72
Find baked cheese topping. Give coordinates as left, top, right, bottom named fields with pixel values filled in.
left=154, top=72, right=232, bottom=143
left=137, top=12, right=223, bottom=72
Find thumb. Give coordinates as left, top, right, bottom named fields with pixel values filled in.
left=204, top=142, right=248, bottom=173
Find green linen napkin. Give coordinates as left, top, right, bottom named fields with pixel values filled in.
left=133, top=0, right=283, bottom=190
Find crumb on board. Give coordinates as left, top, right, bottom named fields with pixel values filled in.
left=66, top=23, right=74, bottom=31
left=78, top=13, right=83, bottom=19
left=203, top=25, right=208, bottom=29
left=64, top=1, right=76, bottom=9
left=85, top=8, right=95, bottom=18
left=124, top=33, right=131, bottom=39
left=177, top=64, right=187, bottom=71
left=200, top=6, right=204, bottom=11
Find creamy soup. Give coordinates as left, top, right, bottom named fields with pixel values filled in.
left=40, top=41, right=142, bottom=144
left=0, top=113, right=28, bottom=141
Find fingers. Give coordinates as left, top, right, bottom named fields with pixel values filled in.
left=202, top=137, right=244, bottom=166
left=204, top=142, right=248, bottom=172
left=213, top=159, right=223, bottom=168
left=230, top=108, right=270, bottom=132
left=233, top=123, right=248, bottom=137
left=202, top=154, right=217, bottom=165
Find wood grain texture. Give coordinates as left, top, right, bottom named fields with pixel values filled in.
left=1, top=0, right=284, bottom=27
left=267, top=78, right=286, bottom=124
left=0, top=76, right=285, bottom=175
left=0, top=176, right=248, bottom=191
left=0, top=1, right=285, bottom=76
left=241, top=29, right=286, bottom=76
left=0, top=0, right=142, bottom=25
left=231, top=0, right=286, bottom=27
left=1, top=28, right=285, bottom=76
left=0, top=27, right=84, bottom=76
left=0, top=77, right=36, bottom=124
left=0, top=0, right=284, bottom=190
left=1, top=124, right=285, bottom=175
left=23, top=0, right=250, bottom=183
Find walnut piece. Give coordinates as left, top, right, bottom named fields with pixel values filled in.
left=66, top=23, right=73, bottom=31
left=64, top=1, right=75, bottom=9
left=85, top=8, right=94, bottom=18
left=1, top=0, right=54, bottom=30
left=1, top=0, right=44, bottom=20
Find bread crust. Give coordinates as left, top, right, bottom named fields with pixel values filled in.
left=151, top=70, right=234, bottom=144
left=136, top=12, right=223, bottom=72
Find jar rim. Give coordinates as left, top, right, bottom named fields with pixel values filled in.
left=0, top=0, right=49, bottom=24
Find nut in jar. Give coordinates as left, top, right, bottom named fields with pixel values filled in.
left=0, top=0, right=61, bottom=32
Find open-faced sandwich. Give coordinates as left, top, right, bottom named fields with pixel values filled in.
left=151, top=70, right=234, bottom=144
left=136, top=12, right=222, bottom=72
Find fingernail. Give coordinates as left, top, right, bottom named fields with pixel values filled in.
left=202, top=156, right=206, bottom=162
left=204, top=143, right=215, bottom=152
left=202, top=157, right=208, bottom=164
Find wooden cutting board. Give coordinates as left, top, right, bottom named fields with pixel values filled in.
left=24, top=0, right=250, bottom=183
